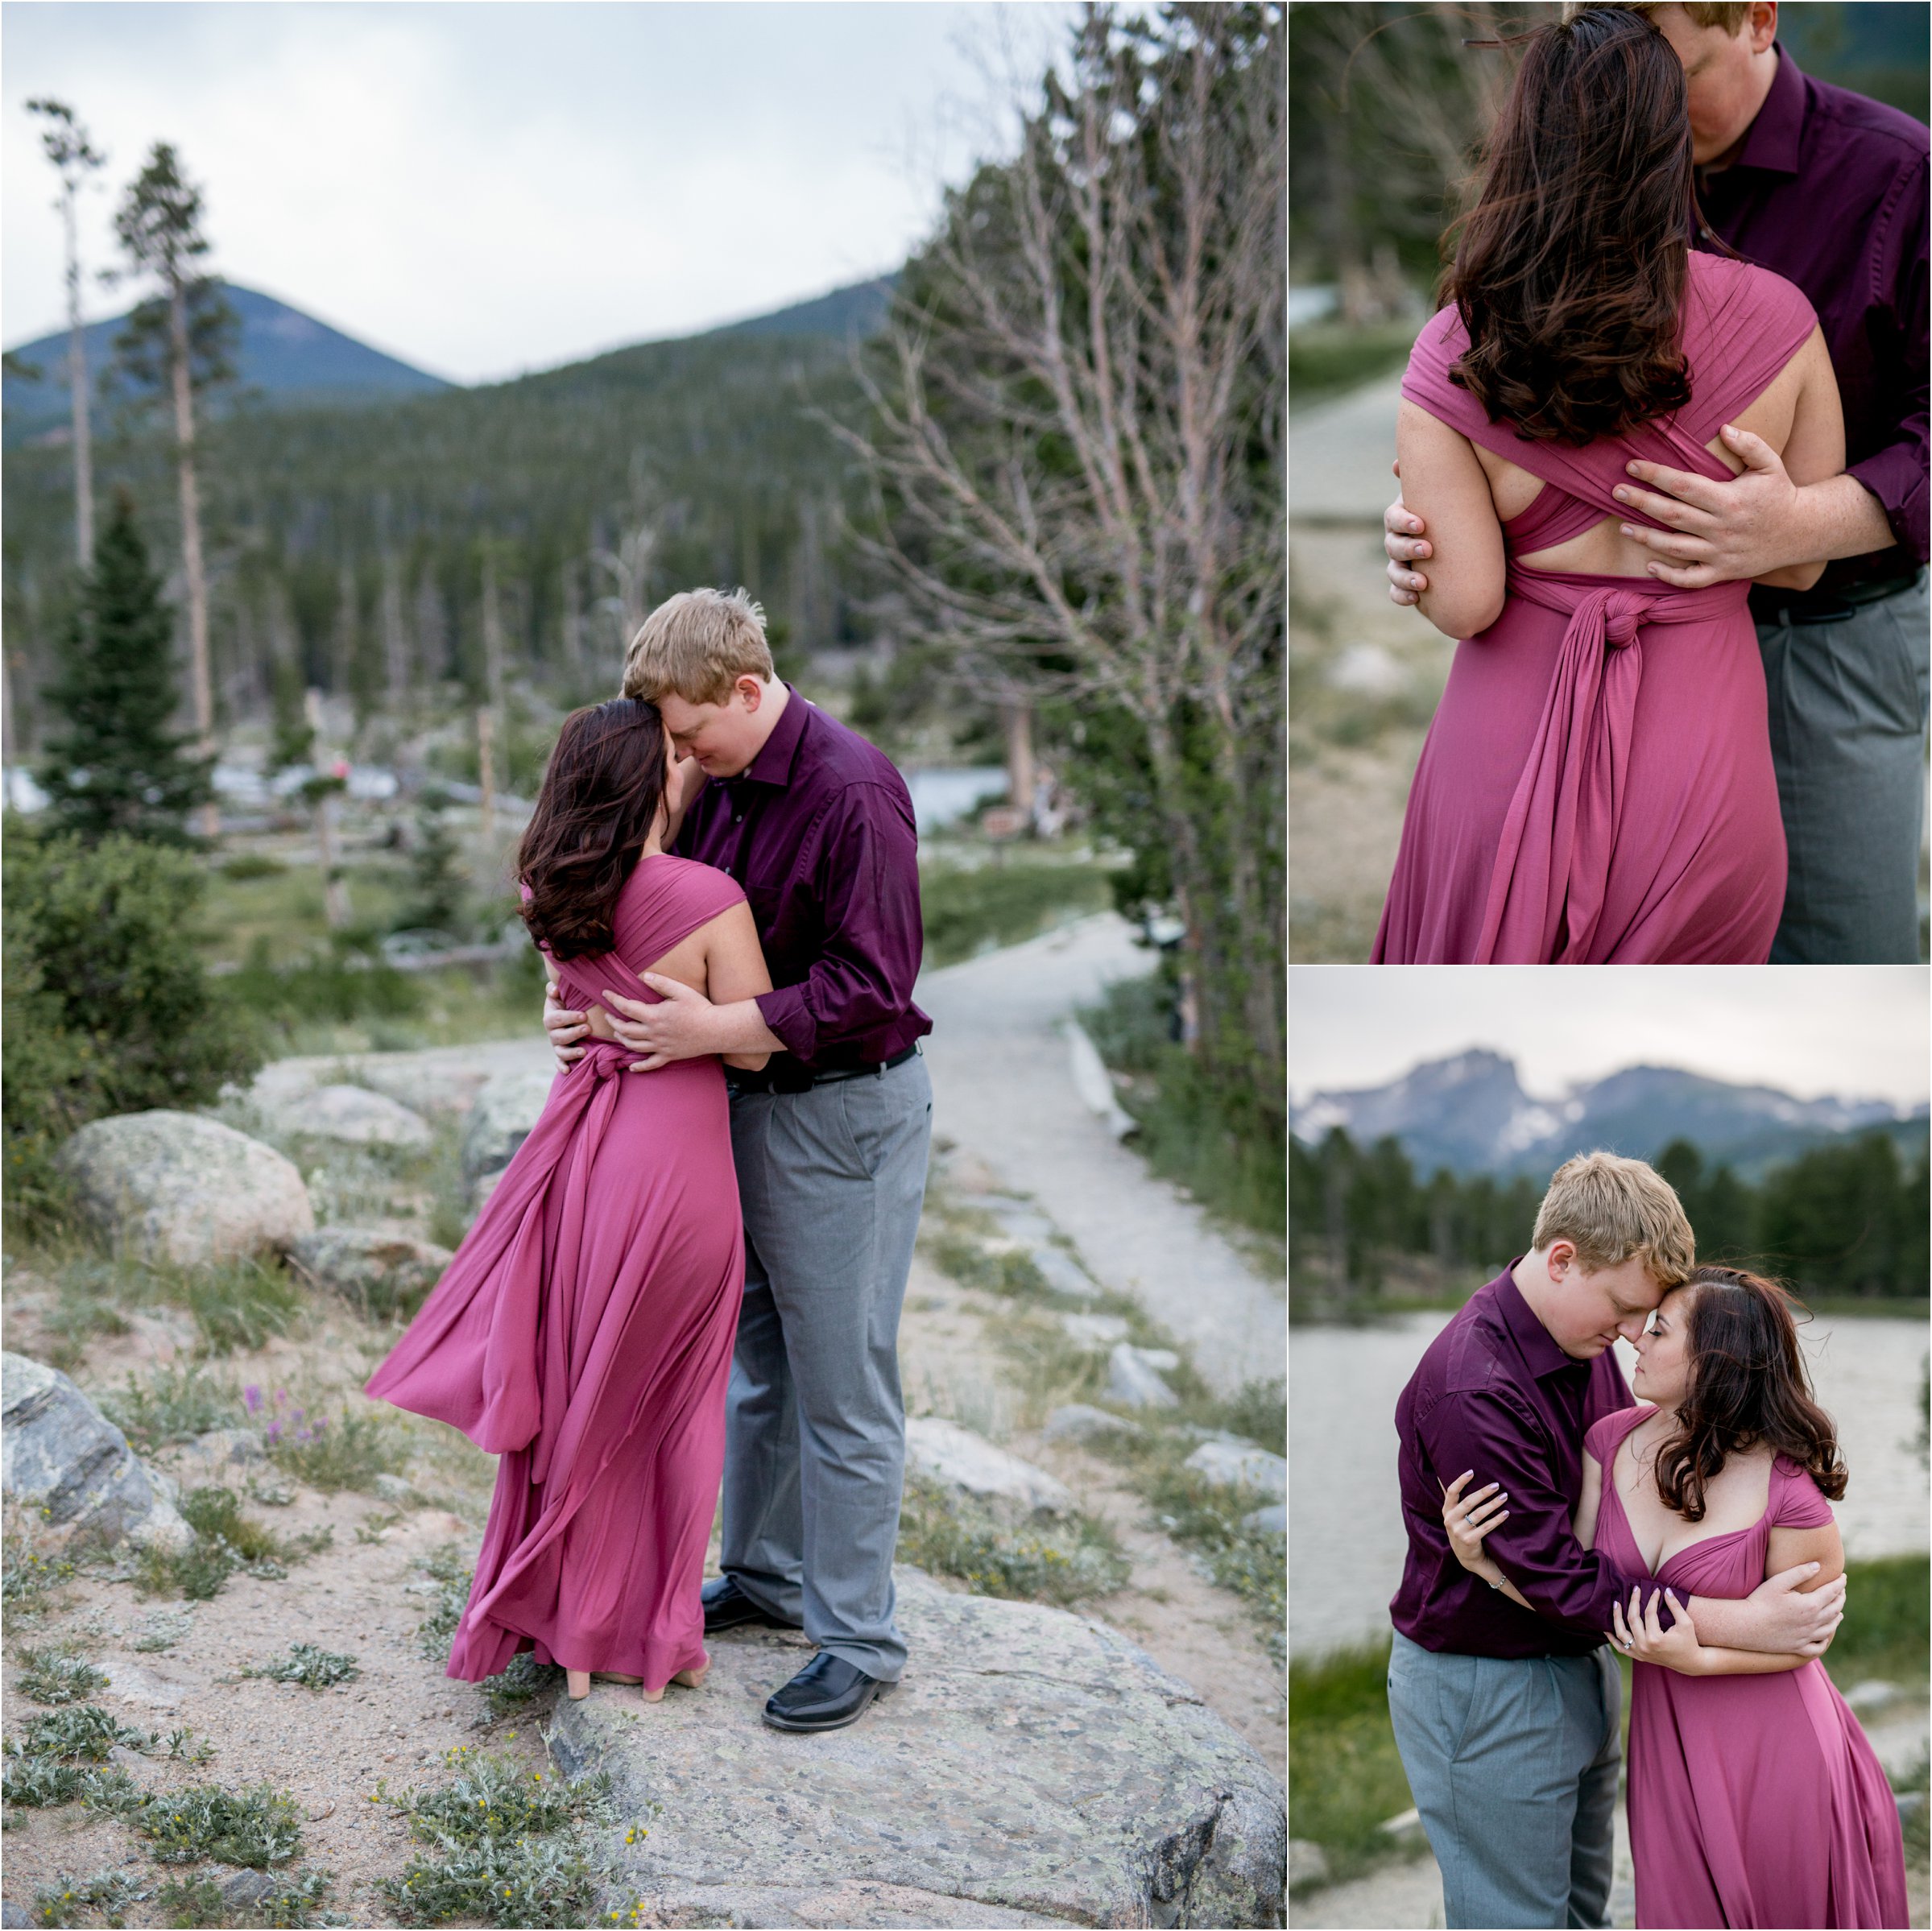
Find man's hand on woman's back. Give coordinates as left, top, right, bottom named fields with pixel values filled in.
left=544, top=983, right=590, bottom=1070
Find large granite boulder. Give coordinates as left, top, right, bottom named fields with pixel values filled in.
left=1, top=1352, right=191, bottom=1551
left=548, top=1567, right=1285, bottom=1928
left=460, top=1068, right=557, bottom=1185
left=288, top=1228, right=452, bottom=1319
left=58, top=1111, right=314, bottom=1266
left=904, top=1416, right=1074, bottom=1516
left=1185, top=1441, right=1287, bottom=1503
left=263, top=1083, right=433, bottom=1150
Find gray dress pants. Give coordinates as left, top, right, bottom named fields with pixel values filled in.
left=1759, top=571, right=1929, bottom=964
left=718, top=1050, right=932, bottom=1681
left=1387, top=1630, right=1621, bottom=1929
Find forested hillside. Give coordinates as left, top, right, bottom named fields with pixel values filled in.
left=2, top=279, right=891, bottom=750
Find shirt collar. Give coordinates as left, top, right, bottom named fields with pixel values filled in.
left=1494, top=1263, right=1587, bottom=1380
left=1723, top=44, right=1804, bottom=178
left=735, top=683, right=809, bottom=789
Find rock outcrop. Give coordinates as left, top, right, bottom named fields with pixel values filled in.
left=263, top=1082, right=433, bottom=1150
left=904, top=1416, right=1074, bottom=1516
left=288, top=1228, right=452, bottom=1318
left=1, top=1352, right=191, bottom=1551
left=58, top=1112, right=313, bottom=1266
left=548, top=1566, right=1285, bottom=1928
left=1185, top=1441, right=1287, bottom=1503
left=1108, top=1342, right=1181, bottom=1409
left=460, top=1067, right=557, bottom=1186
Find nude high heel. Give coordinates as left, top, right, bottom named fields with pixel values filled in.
left=566, top=1669, right=644, bottom=1702
left=640, top=1664, right=707, bottom=1705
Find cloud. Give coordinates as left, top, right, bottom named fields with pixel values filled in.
left=3, top=1, right=1074, bottom=382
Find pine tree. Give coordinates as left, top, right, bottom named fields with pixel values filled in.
left=37, top=492, right=212, bottom=842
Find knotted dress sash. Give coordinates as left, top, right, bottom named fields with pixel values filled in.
left=1476, top=568, right=1746, bottom=963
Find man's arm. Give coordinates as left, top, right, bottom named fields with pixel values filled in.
left=1425, top=1393, right=1644, bottom=1639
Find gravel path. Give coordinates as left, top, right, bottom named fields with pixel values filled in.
left=916, top=912, right=1285, bottom=1396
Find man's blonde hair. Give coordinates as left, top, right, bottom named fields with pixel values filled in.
left=1561, top=2, right=1752, bottom=32
left=1531, top=1150, right=1695, bottom=1286
left=622, top=587, right=775, bottom=707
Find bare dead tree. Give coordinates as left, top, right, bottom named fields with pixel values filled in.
left=834, top=3, right=1285, bottom=1113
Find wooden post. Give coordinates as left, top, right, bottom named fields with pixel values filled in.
left=307, top=688, right=349, bottom=928
left=1001, top=700, right=1036, bottom=818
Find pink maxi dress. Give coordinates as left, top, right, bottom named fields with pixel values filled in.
left=1586, top=1408, right=1908, bottom=1929
left=1374, top=250, right=1818, bottom=963
left=365, top=854, right=748, bottom=1691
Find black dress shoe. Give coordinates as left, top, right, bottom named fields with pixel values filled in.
left=762, top=1652, right=889, bottom=1732
left=701, top=1573, right=801, bottom=1635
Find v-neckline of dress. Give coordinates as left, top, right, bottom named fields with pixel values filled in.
left=1607, top=1417, right=1774, bottom=1581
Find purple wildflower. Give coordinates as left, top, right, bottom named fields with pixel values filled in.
left=243, top=1386, right=262, bottom=1416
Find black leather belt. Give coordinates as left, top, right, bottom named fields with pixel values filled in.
left=726, top=1043, right=920, bottom=1095
left=1751, top=567, right=1924, bottom=627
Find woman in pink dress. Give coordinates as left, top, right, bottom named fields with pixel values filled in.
left=1451, top=1267, right=1908, bottom=1929
left=366, top=697, right=772, bottom=1705
left=1373, top=9, right=1845, bottom=963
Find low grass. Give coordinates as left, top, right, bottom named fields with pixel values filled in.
left=1287, top=1554, right=1932, bottom=1893
left=124, top=1783, right=304, bottom=1867
left=375, top=1746, right=644, bottom=1929
left=896, top=1474, right=1130, bottom=1606
left=2, top=1531, right=77, bottom=1619
left=1078, top=973, right=1285, bottom=1252
left=132, top=1486, right=331, bottom=1602
left=1289, top=317, right=1421, bottom=407
left=98, top=1363, right=242, bottom=1452
left=148, top=1867, right=337, bottom=1929
left=917, top=1182, right=1285, bottom=1648
left=28, top=1866, right=147, bottom=1928
left=919, top=854, right=1115, bottom=968
left=409, top=1549, right=561, bottom=1717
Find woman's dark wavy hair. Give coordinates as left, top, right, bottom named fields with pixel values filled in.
left=517, top=698, right=668, bottom=960
left=1443, top=7, right=1701, bottom=445
left=1653, top=1267, right=1847, bottom=1522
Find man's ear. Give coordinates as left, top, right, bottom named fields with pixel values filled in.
left=1545, top=1239, right=1578, bottom=1283
left=1748, top=2, right=1777, bottom=54
left=736, top=674, right=767, bottom=713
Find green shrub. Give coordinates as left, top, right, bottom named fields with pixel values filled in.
left=29, top=1865, right=146, bottom=1928
left=218, top=854, right=288, bottom=881
left=1079, top=971, right=1285, bottom=1240
left=2, top=824, right=263, bottom=1230
left=263, top=1399, right=403, bottom=1493
left=15, top=1644, right=110, bottom=1706
left=376, top=1747, right=636, bottom=1929
left=124, top=1782, right=304, bottom=1867
left=2, top=1532, right=77, bottom=1615
left=1287, top=1637, right=1416, bottom=1889
left=240, top=1644, right=358, bottom=1691
left=8, top=1704, right=157, bottom=1763
left=230, top=934, right=425, bottom=1029
left=133, top=1486, right=329, bottom=1601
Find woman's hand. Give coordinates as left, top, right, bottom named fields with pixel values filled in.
left=1607, top=1586, right=1705, bottom=1673
left=1441, top=1470, right=1509, bottom=1582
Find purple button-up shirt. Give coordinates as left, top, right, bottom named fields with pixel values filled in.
left=1694, top=47, right=1930, bottom=588
left=1390, top=1265, right=1641, bottom=1657
left=674, top=687, right=932, bottom=1074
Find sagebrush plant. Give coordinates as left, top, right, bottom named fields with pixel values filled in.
left=15, top=1644, right=111, bottom=1705
left=375, top=1747, right=644, bottom=1929
left=28, top=1864, right=147, bottom=1929
left=124, top=1781, right=304, bottom=1867
left=242, top=1644, right=359, bottom=1690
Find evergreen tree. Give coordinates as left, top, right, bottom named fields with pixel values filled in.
left=36, top=492, right=211, bottom=841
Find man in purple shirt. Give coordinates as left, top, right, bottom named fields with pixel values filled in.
left=1388, top=1152, right=1847, bottom=1927
left=1387, top=2, right=1930, bottom=962
left=544, top=588, right=932, bottom=1734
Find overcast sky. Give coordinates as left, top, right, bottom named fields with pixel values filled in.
left=2, top=2, right=1079, bottom=384
left=1289, top=969, right=1930, bottom=1110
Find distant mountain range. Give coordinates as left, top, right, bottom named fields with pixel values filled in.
left=1290, top=1049, right=1929, bottom=1181
left=2, top=275, right=896, bottom=447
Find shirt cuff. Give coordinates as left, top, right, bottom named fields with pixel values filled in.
left=754, top=985, right=815, bottom=1061
left=1847, top=444, right=1930, bottom=566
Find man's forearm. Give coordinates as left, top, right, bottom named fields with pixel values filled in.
left=1683, top=1594, right=1789, bottom=1652
left=1797, top=473, right=1899, bottom=564
left=704, top=1000, right=786, bottom=1056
